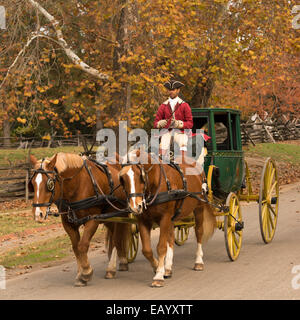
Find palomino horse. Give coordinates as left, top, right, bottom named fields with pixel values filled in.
left=29, top=152, right=130, bottom=286
left=119, top=150, right=216, bottom=287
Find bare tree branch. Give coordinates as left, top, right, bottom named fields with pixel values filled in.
left=28, top=0, right=109, bottom=80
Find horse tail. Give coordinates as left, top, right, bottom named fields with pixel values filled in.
left=116, top=223, right=131, bottom=261
left=105, top=222, right=131, bottom=262
left=201, top=203, right=217, bottom=243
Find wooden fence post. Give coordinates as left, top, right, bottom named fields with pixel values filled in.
left=25, top=170, right=29, bottom=203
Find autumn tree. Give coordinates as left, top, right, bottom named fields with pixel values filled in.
left=0, top=0, right=299, bottom=143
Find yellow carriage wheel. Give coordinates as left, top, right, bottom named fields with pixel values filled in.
left=127, top=224, right=139, bottom=263
left=259, top=158, right=279, bottom=244
left=224, top=192, right=244, bottom=261
left=175, top=226, right=190, bottom=246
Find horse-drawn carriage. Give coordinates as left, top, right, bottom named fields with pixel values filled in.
left=117, top=107, right=279, bottom=262
left=29, top=107, right=279, bottom=286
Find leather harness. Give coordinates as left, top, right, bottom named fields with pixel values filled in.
left=29, top=156, right=228, bottom=226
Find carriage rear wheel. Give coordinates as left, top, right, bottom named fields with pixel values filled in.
left=175, top=226, right=190, bottom=246
left=224, top=192, right=244, bottom=261
left=259, top=158, right=279, bottom=244
left=127, top=224, right=139, bottom=263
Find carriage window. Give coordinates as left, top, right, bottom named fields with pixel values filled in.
left=214, top=114, right=230, bottom=150
left=192, top=117, right=209, bottom=134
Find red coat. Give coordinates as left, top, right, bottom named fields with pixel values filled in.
left=154, top=98, right=193, bottom=130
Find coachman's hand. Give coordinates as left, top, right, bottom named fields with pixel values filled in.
left=172, top=120, right=184, bottom=129
left=157, top=119, right=167, bottom=128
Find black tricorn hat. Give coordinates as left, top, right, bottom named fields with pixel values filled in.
left=163, top=80, right=184, bottom=90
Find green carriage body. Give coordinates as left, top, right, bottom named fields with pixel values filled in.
left=191, top=108, right=244, bottom=196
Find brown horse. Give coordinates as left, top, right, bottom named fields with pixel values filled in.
left=119, top=149, right=216, bottom=287
left=29, top=152, right=130, bottom=286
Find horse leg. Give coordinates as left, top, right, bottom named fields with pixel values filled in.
left=193, top=206, right=205, bottom=271
left=104, top=222, right=117, bottom=278
left=76, top=220, right=99, bottom=285
left=139, top=219, right=158, bottom=273
left=104, top=222, right=130, bottom=278
left=61, top=216, right=86, bottom=286
left=115, top=223, right=130, bottom=272
left=105, top=245, right=118, bottom=279
left=152, top=217, right=171, bottom=287
left=164, top=225, right=175, bottom=279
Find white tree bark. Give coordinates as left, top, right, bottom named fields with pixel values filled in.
left=28, top=0, right=109, bottom=80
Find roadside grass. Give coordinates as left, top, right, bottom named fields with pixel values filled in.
left=0, top=235, right=71, bottom=268
left=0, top=209, right=59, bottom=236
left=244, top=143, right=300, bottom=166
left=0, top=226, right=106, bottom=269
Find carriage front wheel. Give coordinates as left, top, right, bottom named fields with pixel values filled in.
left=224, top=192, right=244, bottom=261
left=127, top=224, right=139, bottom=263
left=175, top=226, right=190, bottom=246
left=259, top=157, right=279, bottom=244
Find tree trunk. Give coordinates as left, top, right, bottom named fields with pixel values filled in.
left=3, top=118, right=11, bottom=148
left=190, top=76, right=215, bottom=108
left=96, top=109, right=103, bottom=131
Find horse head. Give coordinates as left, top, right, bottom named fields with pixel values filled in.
left=29, top=154, right=58, bottom=222
left=119, top=149, right=150, bottom=215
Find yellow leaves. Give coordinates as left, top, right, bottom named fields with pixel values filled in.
left=37, top=86, right=46, bottom=93
left=42, top=134, right=51, bottom=140
left=50, top=99, right=60, bottom=105
left=140, top=73, right=154, bottom=83
left=240, top=64, right=249, bottom=71
left=17, top=117, right=27, bottom=124
left=105, top=119, right=118, bottom=127
left=210, top=65, right=220, bottom=73
left=24, top=91, right=32, bottom=97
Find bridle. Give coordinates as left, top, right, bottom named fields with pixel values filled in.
left=121, top=162, right=162, bottom=211
left=29, top=159, right=59, bottom=218
left=29, top=159, right=85, bottom=219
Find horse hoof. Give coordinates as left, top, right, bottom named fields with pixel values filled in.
left=105, top=271, right=116, bottom=279
left=164, top=270, right=172, bottom=279
left=80, top=268, right=94, bottom=282
left=119, top=263, right=129, bottom=271
left=151, top=280, right=164, bottom=288
left=74, top=279, right=87, bottom=287
left=193, top=263, right=204, bottom=271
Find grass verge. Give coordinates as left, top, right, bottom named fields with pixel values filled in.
left=0, top=145, right=98, bottom=166
left=0, top=235, right=71, bottom=268
left=245, top=143, right=300, bottom=166
left=0, top=227, right=106, bottom=270
left=0, top=210, right=59, bottom=237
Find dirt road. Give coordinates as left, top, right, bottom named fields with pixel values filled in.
left=1, top=182, right=300, bottom=300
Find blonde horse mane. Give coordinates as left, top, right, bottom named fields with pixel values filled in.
left=45, top=152, right=84, bottom=173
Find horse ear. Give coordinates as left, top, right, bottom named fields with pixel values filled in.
left=47, top=154, right=57, bottom=170
left=30, top=155, right=38, bottom=165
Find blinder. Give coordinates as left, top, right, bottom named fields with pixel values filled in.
left=46, top=178, right=55, bottom=192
